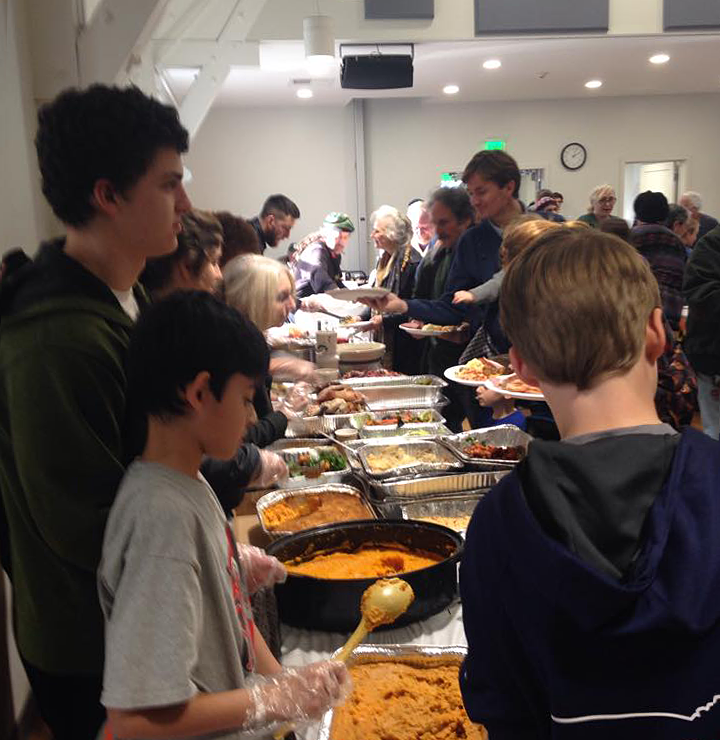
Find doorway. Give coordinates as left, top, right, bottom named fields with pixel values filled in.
left=623, top=160, right=687, bottom=222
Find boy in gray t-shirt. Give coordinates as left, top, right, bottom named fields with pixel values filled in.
left=98, top=292, right=349, bottom=739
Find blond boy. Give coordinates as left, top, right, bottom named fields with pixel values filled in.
left=460, top=228, right=720, bottom=739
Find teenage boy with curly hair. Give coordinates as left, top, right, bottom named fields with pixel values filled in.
left=0, top=84, right=190, bottom=740
left=460, top=228, right=720, bottom=739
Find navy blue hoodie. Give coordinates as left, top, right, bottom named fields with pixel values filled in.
left=460, top=427, right=720, bottom=739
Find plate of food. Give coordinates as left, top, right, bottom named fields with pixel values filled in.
left=483, top=373, right=544, bottom=400
left=327, top=287, right=389, bottom=302
left=400, top=323, right=461, bottom=338
left=339, top=316, right=375, bottom=331
left=444, top=357, right=505, bottom=387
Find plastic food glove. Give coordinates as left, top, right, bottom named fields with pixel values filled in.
left=236, top=543, right=287, bottom=593
left=270, top=357, right=317, bottom=382
left=251, top=450, right=289, bottom=488
left=280, top=382, right=313, bottom=417
left=242, top=662, right=351, bottom=731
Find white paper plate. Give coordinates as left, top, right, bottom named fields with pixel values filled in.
left=483, top=374, right=544, bottom=400
left=339, top=319, right=376, bottom=332
left=327, top=287, right=390, bottom=301
left=444, top=365, right=490, bottom=387
left=401, top=324, right=459, bottom=338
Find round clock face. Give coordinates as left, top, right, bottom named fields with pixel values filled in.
left=561, top=142, right=587, bottom=170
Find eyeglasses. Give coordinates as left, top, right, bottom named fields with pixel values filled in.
left=597, top=196, right=616, bottom=205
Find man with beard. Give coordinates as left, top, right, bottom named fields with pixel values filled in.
left=249, top=194, right=300, bottom=254
left=410, top=188, right=474, bottom=430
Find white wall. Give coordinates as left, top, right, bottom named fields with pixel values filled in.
left=364, top=93, right=720, bottom=230
left=0, top=0, right=56, bottom=257
left=184, top=103, right=366, bottom=269
left=186, top=92, right=720, bottom=268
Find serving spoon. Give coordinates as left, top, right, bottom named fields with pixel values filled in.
left=274, top=577, right=414, bottom=739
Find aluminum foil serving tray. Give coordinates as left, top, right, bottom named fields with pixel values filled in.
left=339, top=373, right=438, bottom=388
left=442, top=425, right=533, bottom=468
left=277, top=446, right=350, bottom=489
left=358, top=438, right=463, bottom=480
left=255, top=484, right=374, bottom=539
left=317, top=645, right=468, bottom=740
left=372, top=470, right=510, bottom=500
left=286, top=411, right=360, bottom=437
left=377, top=494, right=484, bottom=536
left=360, top=377, right=448, bottom=411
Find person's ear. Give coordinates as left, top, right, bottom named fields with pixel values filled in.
left=92, top=179, right=121, bottom=216
left=175, top=258, right=195, bottom=289
left=183, top=371, right=211, bottom=412
left=504, top=180, right=517, bottom=199
left=646, top=307, right=666, bottom=364
left=509, top=346, right=540, bottom=386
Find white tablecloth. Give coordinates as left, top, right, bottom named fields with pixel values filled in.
left=280, top=600, right=467, bottom=740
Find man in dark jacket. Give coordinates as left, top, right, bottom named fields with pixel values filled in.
left=630, top=190, right=687, bottom=330
left=293, top=212, right=355, bottom=298
left=249, top=194, right=300, bottom=254
left=683, top=224, right=720, bottom=439
left=411, top=187, right=474, bottom=430
left=461, top=227, right=720, bottom=740
left=0, top=85, right=190, bottom=740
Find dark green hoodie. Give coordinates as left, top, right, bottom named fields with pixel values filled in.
left=0, top=239, right=145, bottom=674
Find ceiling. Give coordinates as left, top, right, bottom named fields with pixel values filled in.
left=142, top=0, right=720, bottom=108
left=162, top=33, right=720, bottom=108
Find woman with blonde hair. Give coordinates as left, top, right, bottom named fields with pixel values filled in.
left=577, top=184, right=617, bottom=228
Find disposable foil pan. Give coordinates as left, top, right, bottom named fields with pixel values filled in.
left=278, top=446, right=350, bottom=489
left=339, top=374, right=443, bottom=389
left=360, top=423, right=452, bottom=439
left=268, top=438, right=334, bottom=452
left=351, top=407, right=446, bottom=430
left=358, top=439, right=463, bottom=480
left=255, top=484, right=374, bottom=539
left=373, top=470, right=510, bottom=500
left=338, top=374, right=411, bottom=387
left=317, top=644, right=468, bottom=740
left=362, top=383, right=448, bottom=411
left=442, top=425, right=533, bottom=467
left=286, top=411, right=360, bottom=437
left=385, top=495, right=485, bottom=536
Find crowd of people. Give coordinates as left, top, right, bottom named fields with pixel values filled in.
left=1, top=81, right=720, bottom=740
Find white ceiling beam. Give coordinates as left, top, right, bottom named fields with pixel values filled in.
left=77, top=0, right=171, bottom=86
left=153, top=38, right=259, bottom=67
left=177, top=0, right=268, bottom=139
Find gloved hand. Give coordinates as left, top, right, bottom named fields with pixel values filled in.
left=242, top=662, right=351, bottom=731
left=277, top=381, right=312, bottom=419
left=250, top=450, right=288, bottom=489
left=270, top=356, right=317, bottom=382
left=236, top=543, right=287, bottom=594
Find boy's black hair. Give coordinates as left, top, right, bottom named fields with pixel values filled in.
left=127, top=291, right=269, bottom=421
left=36, top=84, right=189, bottom=227
left=260, top=194, right=300, bottom=220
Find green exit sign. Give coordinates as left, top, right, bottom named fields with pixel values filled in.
left=484, top=139, right=506, bottom=150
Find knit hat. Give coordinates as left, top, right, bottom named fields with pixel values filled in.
left=323, top=212, right=355, bottom=233
left=633, top=191, right=669, bottom=224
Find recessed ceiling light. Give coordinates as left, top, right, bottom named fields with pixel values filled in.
left=296, top=88, right=313, bottom=99
left=649, top=53, right=670, bottom=65
left=443, top=84, right=459, bottom=95
left=483, top=59, right=502, bottom=70
left=585, top=79, right=602, bottom=89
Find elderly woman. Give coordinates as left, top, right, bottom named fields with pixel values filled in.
left=224, top=254, right=317, bottom=381
left=368, top=205, right=421, bottom=374
left=577, top=184, right=617, bottom=228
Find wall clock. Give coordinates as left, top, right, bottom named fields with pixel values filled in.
left=561, top=142, right=587, bottom=171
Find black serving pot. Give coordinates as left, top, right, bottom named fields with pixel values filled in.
left=266, top=519, right=463, bottom=632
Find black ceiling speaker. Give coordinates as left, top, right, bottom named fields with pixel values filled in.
left=341, top=54, right=414, bottom=89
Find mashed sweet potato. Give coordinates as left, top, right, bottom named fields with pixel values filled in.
left=330, top=658, right=487, bottom=740
left=283, top=546, right=442, bottom=579
left=262, top=493, right=371, bottom=532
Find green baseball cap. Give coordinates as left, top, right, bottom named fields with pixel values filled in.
left=323, top=211, right=355, bottom=233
